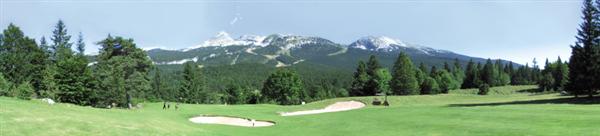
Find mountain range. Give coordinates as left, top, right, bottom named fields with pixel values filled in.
left=144, top=31, right=514, bottom=71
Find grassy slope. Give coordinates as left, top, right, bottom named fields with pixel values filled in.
left=1, top=85, right=599, bottom=136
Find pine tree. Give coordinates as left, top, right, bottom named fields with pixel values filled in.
left=47, top=21, right=94, bottom=105
left=567, top=0, right=599, bottom=98
left=76, top=32, right=85, bottom=55
left=530, top=58, right=542, bottom=84
left=414, top=65, right=427, bottom=86
left=390, top=52, right=419, bottom=95
left=513, top=64, right=532, bottom=85
left=462, top=59, right=480, bottom=88
left=54, top=52, right=94, bottom=105
left=508, top=62, right=515, bottom=73
left=415, top=63, right=428, bottom=86
left=40, top=37, right=51, bottom=54
left=350, top=61, right=369, bottom=96
left=40, top=65, right=58, bottom=99
left=365, top=55, right=382, bottom=95
left=443, top=62, right=451, bottom=72
left=553, top=57, right=568, bottom=91
left=591, top=0, right=600, bottom=95
left=498, top=71, right=511, bottom=86
left=223, top=85, right=245, bottom=104
left=480, top=59, right=496, bottom=86
left=50, top=20, right=71, bottom=58
left=493, top=59, right=510, bottom=86
left=151, top=67, right=164, bottom=101
left=452, top=58, right=465, bottom=87
left=568, top=45, right=587, bottom=97
left=366, top=55, right=381, bottom=76
left=179, top=62, right=205, bottom=104
left=419, top=62, right=428, bottom=75
left=430, top=66, right=438, bottom=77
left=541, top=57, right=552, bottom=89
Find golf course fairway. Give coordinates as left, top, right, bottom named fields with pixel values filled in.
left=1, top=85, right=599, bottom=136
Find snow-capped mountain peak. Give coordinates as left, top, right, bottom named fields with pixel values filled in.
left=214, top=31, right=233, bottom=40
left=182, top=31, right=269, bottom=51
left=238, top=34, right=267, bottom=46
left=349, top=36, right=407, bottom=51
left=202, top=31, right=236, bottom=46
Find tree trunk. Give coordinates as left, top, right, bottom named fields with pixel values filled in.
left=126, top=91, right=132, bottom=109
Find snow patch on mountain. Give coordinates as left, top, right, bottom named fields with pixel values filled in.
left=293, top=59, right=305, bottom=64
left=155, top=57, right=198, bottom=65
left=276, top=61, right=289, bottom=67
left=263, top=54, right=278, bottom=60
left=202, top=53, right=219, bottom=61
left=328, top=47, right=347, bottom=56
left=143, top=46, right=176, bottom=51
left=245, top=47, right=258, bottom=55
left=231, top=54, right=240, bottom=65
left=87, top=61, right=97, bottom=66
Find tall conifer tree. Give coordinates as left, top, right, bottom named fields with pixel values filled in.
left=568, top=0, right=599, bottom=97
left=390, top=52, right=419, bottom=95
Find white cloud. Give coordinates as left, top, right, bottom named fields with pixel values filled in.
left=230, top=13, right=242, bottom=26
left=230, top=16, right=239, bottom=25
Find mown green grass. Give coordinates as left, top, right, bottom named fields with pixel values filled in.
left=1, top=85, right=599, bottom=136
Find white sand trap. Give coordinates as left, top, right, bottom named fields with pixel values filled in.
left=280, top=101, right=365, bottom=116
left=189, top=116, right=274, bottom=127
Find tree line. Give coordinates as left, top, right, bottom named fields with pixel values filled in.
left=0, top=21, right=153, bottom=108
left=349, top=52, right=547, bottom=96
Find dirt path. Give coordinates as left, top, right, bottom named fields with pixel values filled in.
left=280, top=101, right=365, bottom=116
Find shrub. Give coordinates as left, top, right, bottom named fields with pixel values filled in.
left=478, top=84, right=490, bottom=95
left=0, top=73, right=12, bottom=96
left=14, top=82, right=34, bottom=100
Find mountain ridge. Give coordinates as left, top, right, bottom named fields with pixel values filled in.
left=144, top=32, right=513, bottom=68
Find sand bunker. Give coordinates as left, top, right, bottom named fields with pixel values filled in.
left=280, top=101, right=365, bottom=116
left=189, top=115, right=275, bottom=127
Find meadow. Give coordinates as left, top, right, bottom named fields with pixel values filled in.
left=1, top=85, right=599, bottom=136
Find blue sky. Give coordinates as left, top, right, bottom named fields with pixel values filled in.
left=0, top=0, right=582, bottom=65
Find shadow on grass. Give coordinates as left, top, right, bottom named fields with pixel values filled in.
left=516, top=88, right=542, bottom=93
left=448, top=97, right=600, bottom=107
left=515, top=88, right=559, bottom=96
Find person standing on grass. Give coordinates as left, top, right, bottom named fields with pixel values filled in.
left=163, top=102, right=166, bottom=110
